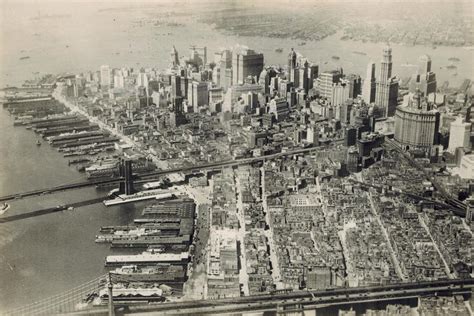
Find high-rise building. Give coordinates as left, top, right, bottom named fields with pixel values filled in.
left=332, top=80, right=352, bottom=121
left=190, top=81, right=209, bottom=112
left=113, top=70, right=124, bottom=89
left=268, top=97, right=289, bottom=121
left=100, top=65, right=111, bottom=87
left=170, top=46, right=180, bottom=69
left=448, top=116, right=472, bottom=153
left=362, top=62, right=376, bottom=103
left=232, top=47, right=264, bottom=85
left=317, top=69, right=343, bottom=101
left=394, top=90, right=440, bottom=155
left=171, top=75, right=182, bottom=98
left=409, top=55, right=437, bottom=96
left=375, top=47, right=399, bottom=118
left=288, top=48, right=297, bottom=82
left=345, top=74, right=362, bottom=98
left=136, top=70, right=149, bottom=88
left=307, top=125, right=319, bottom=145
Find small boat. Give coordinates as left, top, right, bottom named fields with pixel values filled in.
left=298, top=42, right=306, bottom=46
left=20, top=56, right=30, bottom=60
left=0, top=203, right=10, bottom=215
left=36, top=140, right=41, bottom=146
left=331, top=55, right=340, bottom=60
left=352, top=51, right=366, bottom=56
left=275, top=48, right=283, bottom=53
left=446, top=64, right=457, bottom=70
left=448, top=57, right=460, bottom=62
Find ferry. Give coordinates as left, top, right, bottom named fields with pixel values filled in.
left=103, top=189, right=174, bottom=206
left=0, top=203, right=10, bottom=215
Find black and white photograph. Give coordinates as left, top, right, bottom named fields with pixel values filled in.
left=0, top=0, right=473, bottom=315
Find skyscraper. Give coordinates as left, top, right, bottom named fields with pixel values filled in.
left=171, top=75, right=182, bottom=98
left=394, top=90, right=440, bottom=155
left=170, top=46, right=180, bottom=69
left=375, top=46, right=399, bottom=118
left=100, top=65, right=111, bottom=87
left=317, top=69, right=343, bottom=101
left=232, top=47, right=264, bottom=85
left=362, top=62, right=376, bottom=103
left=448, top=116, right=472, bottom=153
left=409, top=55, right=437, bottom=96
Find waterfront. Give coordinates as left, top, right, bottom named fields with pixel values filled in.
left=0, top=108, right=149, bottom=312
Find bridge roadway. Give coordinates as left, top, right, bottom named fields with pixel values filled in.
left=0, top=144, right=342, bottom=203
left=61, top=279, right=473, bottom=315
left=0, top=197, right=105, bottom=223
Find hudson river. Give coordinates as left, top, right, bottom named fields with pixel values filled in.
left=0, top=0, right=472, bottom=312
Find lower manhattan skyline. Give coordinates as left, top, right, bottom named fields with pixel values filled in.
left=0, top=0, right=473, bottom=315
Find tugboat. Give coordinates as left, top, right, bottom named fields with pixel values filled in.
left=36, top=140, right=41, bottom=146
left=0, top=203, right=10, bottom=215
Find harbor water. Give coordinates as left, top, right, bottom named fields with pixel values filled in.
left=0, top=108, right=149, bottom=312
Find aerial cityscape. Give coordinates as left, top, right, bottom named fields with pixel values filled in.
left=0, top=0, right=473, bottom=315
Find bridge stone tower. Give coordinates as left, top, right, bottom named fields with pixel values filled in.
left=118, top=159, right=134, bottom=195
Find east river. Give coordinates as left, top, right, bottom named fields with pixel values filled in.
left=0, top=1, right=473, bottom=312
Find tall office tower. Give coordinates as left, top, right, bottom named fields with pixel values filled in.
left=212, top=67, right=221, bottom=87
left=172, top=96, right=184, bottom=114
left=331, top=79, right=352, bottom=120
left=190, top=81, right=209, bottom=112
left=375, top=46, right=399, bottom=118
left=346, top=74, right=362, bottom=97
left=136, top=69, right=149, bottom=88
left=170, top=46, right=180, bottom=69
left=409, top=55, right=437, bottom=96
left=394, top=90, right=440, bottom=156
left=232, top=47, right=264, bottom=85
left=448, top=116, right=472, bottom=153
left=298, top=60, right=310, bottom=93
left=288, top=48, right=297, bottom=74
left=362, top=62, right=376, bottom=103
left=317, top=69, right=344, bottom=101
left=268, top=97, right=289, bottom=121
left=100, top=65, right=111, bottom=87
left=308, top=64, right=319, bottom=91
left=113, top=73, right=125, bottom=89
left=171, top=75, right=182, bottom=98
left=219, top=49, right=233, bottom=70
left=180, top=76, right=189, bottom=99
left=259, top=69, right=271, bottom=95
left=307, top=125, right=319, bottom=145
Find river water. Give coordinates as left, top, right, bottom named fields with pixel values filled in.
left=0, top=0, right=472, bottom=312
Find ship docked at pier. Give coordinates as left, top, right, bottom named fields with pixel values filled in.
left=103, top=189, right=174, bottom=206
